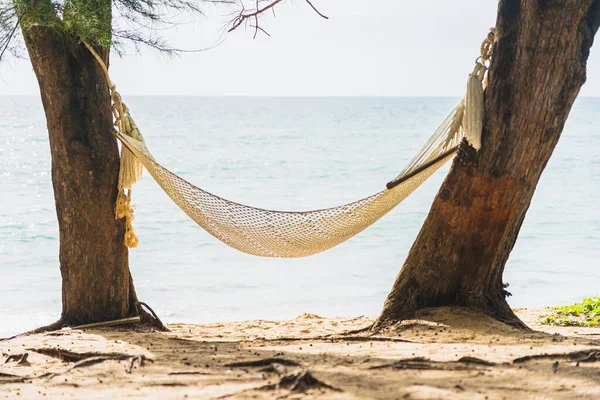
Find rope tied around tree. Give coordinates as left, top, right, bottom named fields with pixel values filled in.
left=83, top=41, right=142, bottom=248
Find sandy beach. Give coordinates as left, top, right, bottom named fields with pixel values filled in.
left=1, top=307, right=600, bottom=399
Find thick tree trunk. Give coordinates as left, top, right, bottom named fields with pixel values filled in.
left=374, top=0, right=600, bottom=331
left=21, top=27, right=140, bottom=325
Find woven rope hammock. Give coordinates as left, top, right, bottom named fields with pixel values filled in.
left=84, top=31, right=494, bottom=258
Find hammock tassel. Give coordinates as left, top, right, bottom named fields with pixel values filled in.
left=118, top=115, right=144, bottom=190
left=114, top=98, right=144, bottom=248
left=463, top=70, right=484, bottom=150
left=463, top=29, right=494, bottom=151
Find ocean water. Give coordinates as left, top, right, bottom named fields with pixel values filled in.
left=1, top=96, right=599, bottom=338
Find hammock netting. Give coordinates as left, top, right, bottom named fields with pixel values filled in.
left=117, top=104, right=463, bottom=258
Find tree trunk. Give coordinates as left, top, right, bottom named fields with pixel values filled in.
left=374, top=0, right=600, bottom=331
left=21, top=27, right=140, bottom=326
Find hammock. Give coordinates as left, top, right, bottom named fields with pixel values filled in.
left=84, top=31, right=494, bottom=258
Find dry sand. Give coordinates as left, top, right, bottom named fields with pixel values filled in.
left=1, top=307, right=600, bottom=399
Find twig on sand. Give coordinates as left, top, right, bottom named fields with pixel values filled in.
left=72, top=316, right=141, bottom=330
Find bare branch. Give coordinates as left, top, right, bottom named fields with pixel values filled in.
left=228, top=0, right=284, bottom=33
left=0, top=21, right=19, bottom=63
left=228, top=0, right=327, bottom=36
left=305, top=0, right=328, bottom=19
left=250, top=24, right=271, bottom=36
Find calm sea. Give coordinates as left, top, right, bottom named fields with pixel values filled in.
left=1, top=96, right=598, bottom=338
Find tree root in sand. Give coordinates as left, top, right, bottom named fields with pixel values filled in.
left=278, top=370, right=341, bottom=393
left=217, top=370, right=341, bottom=399
left=261, top=335, right=414, bottom=343
left=26, top=348, right=140, bottom=363
left=225, top=358, right=300, bottom=368
left=219, top=358, right=341, bottom=398
left=513, top=350, right=600, bottom=364
left=368, top=350, right=600, bottom=373
left=39, top=354, right=151, bottom=380
left=370, top=356, right=497, bottom=371
left=0, top=350, right=151, bottom=384
left=0, top=373, right=29, bottom=385
left=14, top=348, right=153, bottom=380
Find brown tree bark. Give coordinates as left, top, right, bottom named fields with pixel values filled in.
left=374, top=0, right=600, bottom=331
left=20, top=21, right=141, bottom=325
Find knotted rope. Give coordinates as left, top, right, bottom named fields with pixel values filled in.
left=462, top=28, right=495, bottom=150
left=83, top=41, right=142, bottom=248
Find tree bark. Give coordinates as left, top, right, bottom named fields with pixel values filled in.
left=374, top=0, right=600, bottom=331
left=21, top=27, right=140, bottom=326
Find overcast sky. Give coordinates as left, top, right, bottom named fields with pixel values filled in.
left=1, top=1, right=599, bottom=96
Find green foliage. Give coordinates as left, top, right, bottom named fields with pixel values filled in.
left=63, top=0, right=113, bottom=47
left=539, top=297, right=600, bottom=327
left=0, top=0, right=237, bottom=59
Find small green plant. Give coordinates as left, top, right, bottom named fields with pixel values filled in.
left=539, top=297, right=600, bottom=327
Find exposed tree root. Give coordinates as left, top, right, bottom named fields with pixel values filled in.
left=513, top=350, right=600, bottom=364
left=225, top=358, right=300, bottom=368
left=279, top=370, right=341, bottom=393
left=258, top=335, right=414, bottom=344
left=1, top=348, right=151, bottom=383
left=38, top=354, right=151, bottom=380
left=340, top=324, right=374, bottom=335
left=216, top=368, right=341, bottom=399
left=26, top=348, right=137, bottom=362
left=0, top=372, right=28, bottom=385
left=137, top=301, right=169, bottom=332
left=370, top=356, right=496, bottom=371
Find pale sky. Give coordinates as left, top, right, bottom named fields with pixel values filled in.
left=1, top=1, right=599, bottom=96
